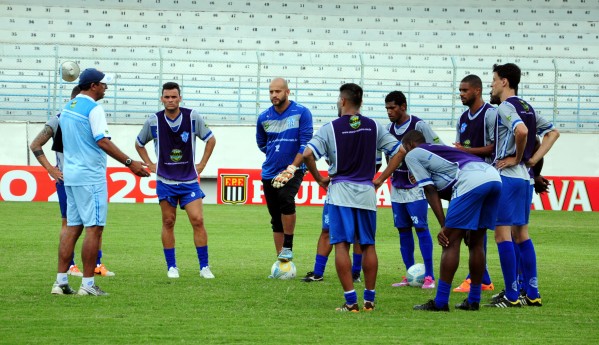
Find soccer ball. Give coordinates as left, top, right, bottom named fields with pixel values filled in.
left=270, top=260, right=296, bottom=280
left=406, top=263, right=426, bottom=287
left=60, top=61, right=80, bottom=82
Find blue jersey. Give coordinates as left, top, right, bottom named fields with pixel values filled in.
left=256, top=101, right=313, bottom=179
left=59, top=95, right=111, bottom=186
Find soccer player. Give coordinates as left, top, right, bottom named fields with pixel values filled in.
left=384, top=91, right=442, bottom=289
left=136, top=82, right=216, bottom=279
left=301, top=155, right=382, bottom=283
left=451, top=75, right=497, bottom=293
left=486, top=63, right=559, bottom=308
left=32, top=86, right=115, bottom=280
left=303, top=83, right=403, bottom=312
left=256, top=77, right=313, bottom=262
left=402, top=130, right=502, bottom=312
left=52, top=68, right=150, bottom=296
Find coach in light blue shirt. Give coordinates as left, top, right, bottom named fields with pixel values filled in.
left=51, top=68, right=149, bottom=297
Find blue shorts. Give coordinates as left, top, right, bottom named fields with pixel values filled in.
left=496, top=176, right=530, bottom=226
left=56, top=181, right=67, bottom=219
left=156, top=180, right=205, bottom=209
left=328, top=205, right=377, bottom=245
left=322, top=202, right=330, bottom=231
left=65, top=183, right=108, bottom=227
left=391, top=199, right=429, bottom=229
left=445, top=181, right=502, bottom=231
left=525, top=182, right=534, bottom=223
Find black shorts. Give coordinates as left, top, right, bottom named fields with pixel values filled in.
left=262, top=170, right=304, bottom=232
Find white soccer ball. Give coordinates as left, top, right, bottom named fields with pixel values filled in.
left=270, top=260, right=296, bottom=280
left=407, top=263, right=426, bottom=287
left=60, top=61, right=80, bottom=82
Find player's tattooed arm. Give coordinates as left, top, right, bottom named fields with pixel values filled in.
left=29, top=125, right=63, bottom=181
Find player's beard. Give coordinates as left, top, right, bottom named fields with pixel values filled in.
left=271, top=94, right=287, bottom=107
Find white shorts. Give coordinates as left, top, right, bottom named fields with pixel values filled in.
left=65, top=183, right=108, bottom=227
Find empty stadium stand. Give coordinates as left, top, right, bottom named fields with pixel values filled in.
left=0, top=0, right=597, bottom=131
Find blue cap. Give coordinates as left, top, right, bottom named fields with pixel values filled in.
left=78, top=68, right=114, bottom=86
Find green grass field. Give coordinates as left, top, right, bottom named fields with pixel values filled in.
left=1, top=201, right=598, bottom=344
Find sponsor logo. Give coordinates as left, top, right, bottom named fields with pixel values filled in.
left=460, top=123, right=467, bottom=133
left=220, top=174, right=248, bottom=204
left=349, top=115, right=361, bottom=129
left=170, top=149, right=183, bottom=162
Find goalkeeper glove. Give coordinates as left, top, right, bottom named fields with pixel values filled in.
left=271, top=165, right=298, bottom=188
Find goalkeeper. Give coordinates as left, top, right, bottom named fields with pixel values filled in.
left=256, top=77, right=314, bottom=262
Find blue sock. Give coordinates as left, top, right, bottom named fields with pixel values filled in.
left=344, top=290, right=358, bottom=305
left=196, top=246, right=209, bottom=269
left=513, top=241, right=523, bottom=292
left=96, top=250, right=102, bottom=266
left=352, top=253, right=362, bottom=274
left=434, top=280, right=451, bottom=308
left=482, top=233, right=492, bottom=285
left=314, top=254, right=328, bottom=277
left=518, top=239, right=540, bottom=299
left=70, top=252, right=75, bottom=267
left=416, top=229, right=434, bottom=279
left=164, top=248, right=176, bottom=269
left=399, top=231, right=415, bottom=270
left=497, top=241, right=519, bottom=302
left=363, top=289, right=375, bottom=303
left=468, top=283, right=482, bottom=304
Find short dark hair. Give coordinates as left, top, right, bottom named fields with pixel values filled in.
left=339, top=83, right=363, bottom=108
left=461, top=74, right=482, bottom=89
left=70, top=85, right=81, bottom=99
left=401, top=130, right=425, bottom=148
left=493, top=63, right=521, bottom=93
left=384, top=91, right=407, bottom=107
left=162, top=82, right=181, bottom=95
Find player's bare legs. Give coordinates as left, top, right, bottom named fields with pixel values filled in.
left=185, top=198, right=208, bottom=247
left=361, top=244, right=377, bottom=291
left=160, top=200, right=177, bottom=249
left=58, top=225, right=83, bottom=273
left=438, top=228, right=464, bottom=285
left=317, top=231, right=333, bottom=256
left=335, top=242, right=354, bottom=292
left=273, top=232, right=283, bottom=255
left=81, top=226, right=103, bottom=278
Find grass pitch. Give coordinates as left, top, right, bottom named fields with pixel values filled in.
left=0, top=202, right=598, bottom=344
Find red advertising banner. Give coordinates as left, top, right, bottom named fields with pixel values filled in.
left=0, top=165, right=159, bottom=203
left=1, top=166, right=598, bottom=212
left=217, top=168, right=599, bottom=212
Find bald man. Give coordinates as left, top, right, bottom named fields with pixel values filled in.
left=256, top=78, right=314, bottom=265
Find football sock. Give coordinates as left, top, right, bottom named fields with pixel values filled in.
left=399, top=231, right=415, bottom=270
left=344, top=290, right=358, bottom=306
left=314, top=254, right=328, bottom=277
left=363, top=289, right=375, bottom=303
left=196, top=246, right=209, bottom=269
left=56, top=273, right=68, bottom=285
left=82, top=277, right=94, bottom=288
left=69, top=252, right=75, bottom=267
left=482, top=267, right=492, bottom=286
left=434, top=280, right=451, bottom=308
left=514, top=241, right=523, bottom=291
left=468, top=283, right=482, bottom=304
left=518, top=239, right=540, bottom=299
left=352, top=253, right=362, bottom=274
left=482, top=233, right=492, bottom=285
left=416, top=229, right=434, bottom=279
left=497, top=241, right=519, bottom=302
left=163, top=248, right=177, bottom=269
left=96, top=250, right=102, bottom=266
left=283, top=234, right=294, bottom=250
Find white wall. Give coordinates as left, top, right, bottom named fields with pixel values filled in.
left=5, top=121, right=598, bottom=177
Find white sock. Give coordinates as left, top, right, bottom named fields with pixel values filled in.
left=82, top=277, right=95, bottom=288
left=56, top=273, right=68, bottom=285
